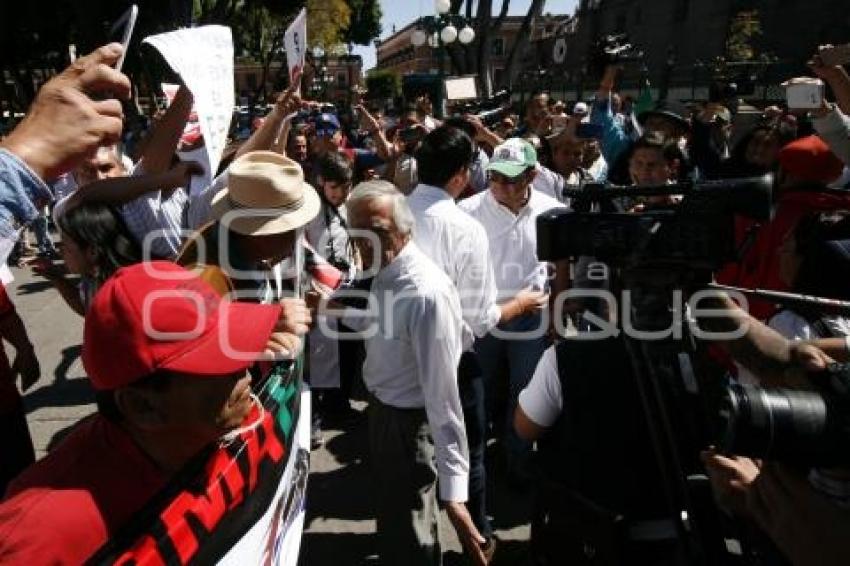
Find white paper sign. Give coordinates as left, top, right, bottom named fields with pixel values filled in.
left=284, top=9, right=307, bottom=94
left=143, top=26, right=234, bottom=177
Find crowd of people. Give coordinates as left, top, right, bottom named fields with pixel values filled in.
left=0, top=37, right=848, bottom=566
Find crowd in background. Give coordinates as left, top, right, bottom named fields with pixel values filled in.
left=0, top=38, right=848, bottom=566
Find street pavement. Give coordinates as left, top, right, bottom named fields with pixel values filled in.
left=9, top=260, right=531, bottom=565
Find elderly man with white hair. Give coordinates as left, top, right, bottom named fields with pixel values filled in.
left=344, top=180, right=488, bottom=566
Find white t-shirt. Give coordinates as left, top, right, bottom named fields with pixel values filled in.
left=517, top=346, right=561, bottom=428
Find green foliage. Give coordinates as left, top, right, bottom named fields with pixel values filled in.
left=366, top=69, right=401, bottom=101
left=725, top=9, right=762, bottom=61
left=342, top=0, right=382, bottom=47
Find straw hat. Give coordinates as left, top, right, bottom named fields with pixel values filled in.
left=211, top=151, right=320, bottom=236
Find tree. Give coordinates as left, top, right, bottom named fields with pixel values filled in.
left=366, top=69, right=400, bottom=102
left=725, top=9, right=762, bottom=61
left=307, top=0, right=351, bottom=50
left=342, top=0, right=382, bottom=47
left=503, top=0, right=546, bottom=89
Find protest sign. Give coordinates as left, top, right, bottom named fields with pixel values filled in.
left=284, top=9, right=307, bottom=94
left=143, top=26, right=234, bottom=178
left=89, top=363, right=309, bottom=565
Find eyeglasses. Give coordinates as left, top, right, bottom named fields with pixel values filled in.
left=488, top=170, right=528, bottom=186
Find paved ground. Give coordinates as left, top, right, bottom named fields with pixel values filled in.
left=10, top=258, right=531, bottom=565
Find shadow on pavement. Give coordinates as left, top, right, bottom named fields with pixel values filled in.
left=298, top=532, right=376, bottom=566
left=23, top=345, right=94, bottom=414
left=15, top=280, right=59, bottom=295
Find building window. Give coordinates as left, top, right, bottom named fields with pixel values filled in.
left=246, top=73, right=257, bottom=90
left=491, top=37, right=505, bottom=57
left=674, top=0, right=690, bottom=22
left=337, top=72, right=348, bottom=87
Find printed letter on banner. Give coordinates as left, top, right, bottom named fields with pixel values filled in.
left=143, top=26, right=234, bottom=177
left=284, top=8, right=307, bottom=95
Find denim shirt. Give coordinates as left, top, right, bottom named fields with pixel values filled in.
left=590, top=95, right=632, bottom=169
left=0, top=149, right=53, bottom=238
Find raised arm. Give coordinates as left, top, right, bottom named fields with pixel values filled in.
left=239, top=71, right=302, bottom=158
left=64, top=162, right=200, bottom=210
left=355, top=104, right=397, bottom=161
left=810, top=47, right=850, bottom=116
left=136, top=85, right=193, bottom=175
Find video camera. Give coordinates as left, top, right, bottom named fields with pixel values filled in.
left=455, top=89, right=513, bottom=128
left=720, top=362, right=850, bottom=466
left=537, top=175, right=773, bottom=269
left=589, top=34, right=645, bottom=77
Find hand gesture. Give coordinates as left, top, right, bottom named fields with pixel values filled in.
left=808, top=45, right=845, bottom=82
left=355, top=105, right=381, bottom=133
left=1, top=43, right=132, bottom=181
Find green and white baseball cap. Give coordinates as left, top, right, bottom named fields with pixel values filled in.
left=487, top=138, right=538, bottom=178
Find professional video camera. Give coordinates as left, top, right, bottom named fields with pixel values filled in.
left=535, top=176, right=775, bottom=566
left=720, top=362, right=850, bottom=466
left=538, top=176, right=773, bottom=269
left=589, top=34, right=645, bottom=77
left=454, top=89, right=513, bottom=127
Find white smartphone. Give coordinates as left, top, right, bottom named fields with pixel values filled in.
left=785, top=81, right=824, bottom=110
left=109, top=4, right=139, bottom=72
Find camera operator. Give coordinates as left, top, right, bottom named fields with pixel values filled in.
left=698, top=292, right=850, bottom=566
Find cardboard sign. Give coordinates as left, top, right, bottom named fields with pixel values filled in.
left=143, top=26, right=234, bottom=178
left=284, top=9, right=307, bottom=94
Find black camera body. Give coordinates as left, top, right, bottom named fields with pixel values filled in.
left=589, top=34, right=645, bottom=77
left=537, top=176, right=774, bottom=268
left=454, top=89, right=513, bottom=127
left=720, top=363, right=850, bottom=466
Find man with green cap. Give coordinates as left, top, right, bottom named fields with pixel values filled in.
left=459, top=138, right=564, bottom=487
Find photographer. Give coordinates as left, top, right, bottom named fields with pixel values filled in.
left=696, top=293, right=850, bottom=566
left=808, top=47, right=850, bottom=167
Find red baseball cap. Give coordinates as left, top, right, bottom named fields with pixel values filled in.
left=82, top=262, right=281, bottom=391
left=779, top=135, right=845, bottom=185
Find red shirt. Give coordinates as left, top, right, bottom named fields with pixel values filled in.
left=0, top=415, right=167, bottom=564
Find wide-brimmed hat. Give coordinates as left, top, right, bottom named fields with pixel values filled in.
left=637, top=100, right=691, bottom=134
left=211, top=151, right=320, bottom=236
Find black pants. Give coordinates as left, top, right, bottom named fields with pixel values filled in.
left=458, top=351, right=492, bottom=538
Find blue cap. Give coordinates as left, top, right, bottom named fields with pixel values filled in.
left=315, top=113, right=341, bottom=137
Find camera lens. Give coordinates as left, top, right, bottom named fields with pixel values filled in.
left=719, top=384, right=830, bottom=464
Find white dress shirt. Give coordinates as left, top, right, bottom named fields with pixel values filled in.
left=361, top=241, right=470, bottom=502
left=459, top=187, right=563, bottom=300
left=408, top=184, right=501, bottom=346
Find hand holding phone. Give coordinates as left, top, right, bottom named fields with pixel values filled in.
left=109, top=5, right=139, bottom=72
left=819, top=44, right=850, bottom=68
